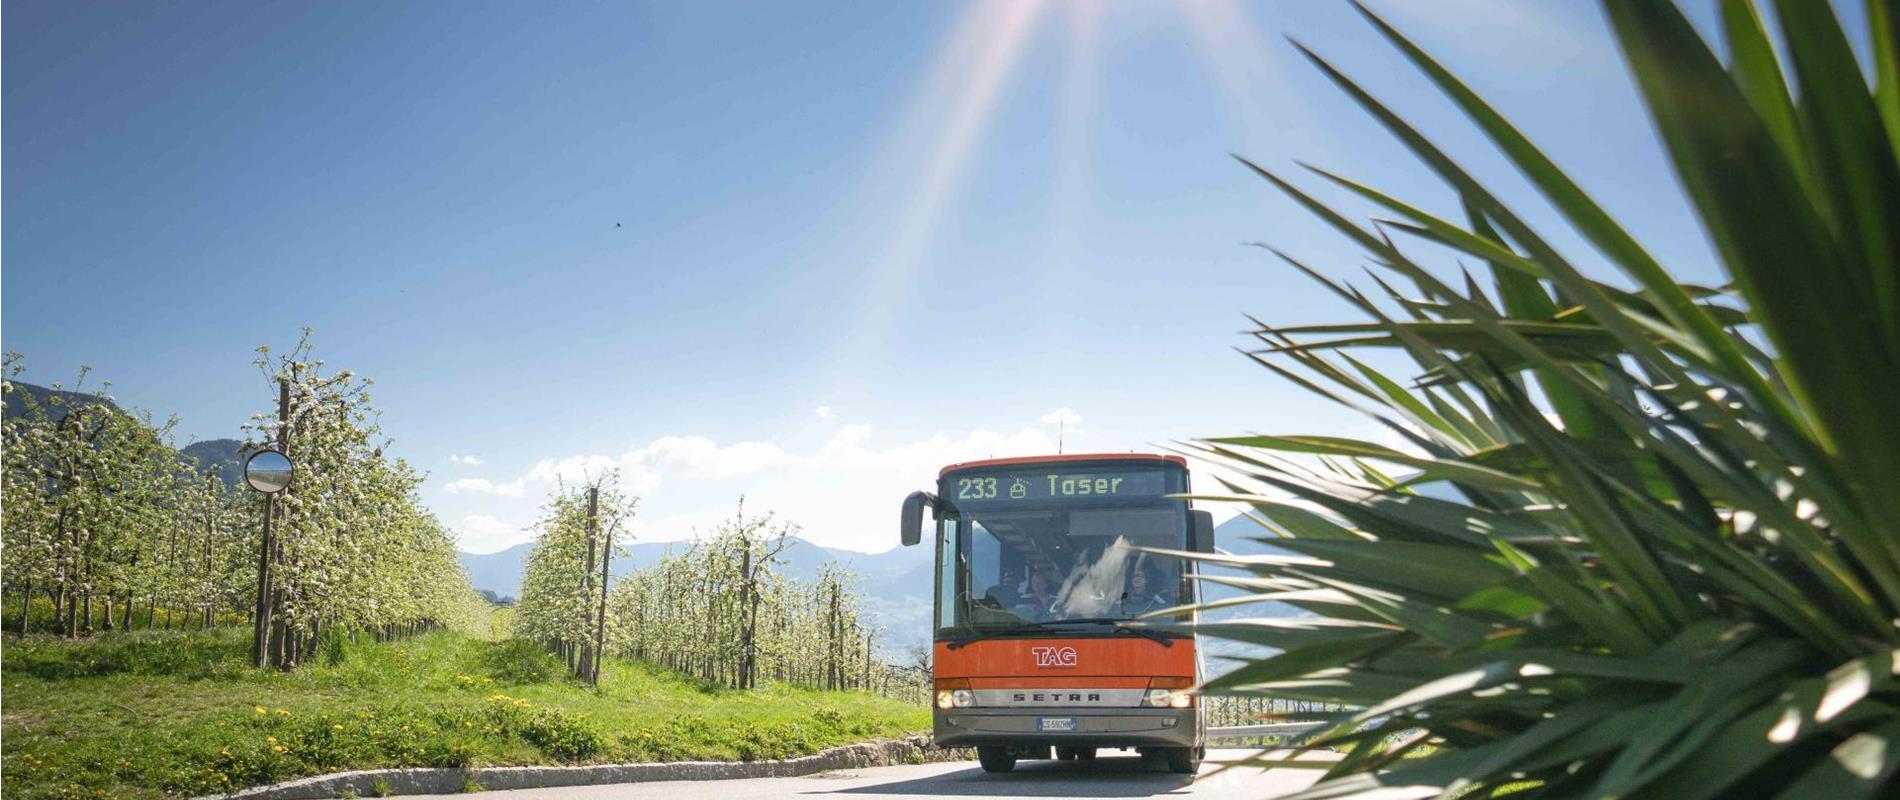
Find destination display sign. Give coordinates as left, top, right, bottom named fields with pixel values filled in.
left=946, top=468, right=1171, bottom=504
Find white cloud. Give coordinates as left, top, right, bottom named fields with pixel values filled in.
left=452, top=435, right=793, bottom=504
left=433, top=409, right=1111, bottom=551
left=522, top=453, right=634, bottom=490
left=815, top=405, right=834, bottom=419
left=631, top=436, right=793, bottom=480
left=454, top=514, right=532, bottom=553
left=626, top=507, right=749, bottom=542
left=810, top=423, right=1054, bottom=474
left=727, top=421, right=1066, bottom=550
left=1040, top=407, right=1084, bottom=431
left=447, top=454, right=485, bottom=466
left=443, top=477, right=526, bottom=496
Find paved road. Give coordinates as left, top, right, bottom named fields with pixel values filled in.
left=391, top=749, right=1332, bottom=800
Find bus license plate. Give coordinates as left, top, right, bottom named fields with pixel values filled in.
left=1038, top=717, right=1077, bottom=732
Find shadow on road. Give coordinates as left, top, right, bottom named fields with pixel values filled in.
left=813, top=754, right=1195, bottom=797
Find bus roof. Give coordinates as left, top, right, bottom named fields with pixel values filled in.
left=938, top=453, right=1187, bottom=478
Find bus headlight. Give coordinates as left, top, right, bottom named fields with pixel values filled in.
left=934, top=679, right=974, bottom=709
left=1142, top=687, right=1194, bottom=708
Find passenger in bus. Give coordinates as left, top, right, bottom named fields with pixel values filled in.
left=1121, top=561, right=1174, bottom=616
left=983, top=564, right=1024, bottom=609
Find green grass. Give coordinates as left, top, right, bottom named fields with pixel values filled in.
left=0, top=597, right=257, bottom=641
left=0, top=627, right=929, bottom=800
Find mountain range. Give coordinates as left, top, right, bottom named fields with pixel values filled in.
left=457, top=535, right=936, bottom=647
left=457, top=513, right=1296, bottom=656
left=5, top=380, right=249, bottom=485
left=179, top=438, right=248, bottom=486
left=3, top=379, right=127, bottom=422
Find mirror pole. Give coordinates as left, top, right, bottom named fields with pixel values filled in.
left=252, top=492, right=274, bottom=669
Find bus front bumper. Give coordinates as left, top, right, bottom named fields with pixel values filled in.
left=933, top=707, right=1199, bottom=750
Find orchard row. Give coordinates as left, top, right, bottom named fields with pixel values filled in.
left=1, top=338, right=488, bottom=661
left=514, top=484, right=928, bottom=703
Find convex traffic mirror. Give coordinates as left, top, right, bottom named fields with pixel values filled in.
left=243, top=449, right=294, bottom=494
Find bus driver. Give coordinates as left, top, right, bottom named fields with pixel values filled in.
left=1121, top=560, right=1174, bottom=616
left=1015, top=564, right=1061, bottom=621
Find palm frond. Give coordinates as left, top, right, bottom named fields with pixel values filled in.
left=1193, top=2, right=1900, bottom=797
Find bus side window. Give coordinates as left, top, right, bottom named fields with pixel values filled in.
left=970, top=520, right=1000, bottom=601
left=937, top=517, right=959, bottom=629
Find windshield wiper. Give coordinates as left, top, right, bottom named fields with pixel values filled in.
left=943, top=631, right=986, bottom=650
left=942, top=620, right=1178, bottom=649
left=1032, top=618, right=1174, bottom=647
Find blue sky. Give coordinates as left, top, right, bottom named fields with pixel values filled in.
left=5, top=1, right=1859, bottom=553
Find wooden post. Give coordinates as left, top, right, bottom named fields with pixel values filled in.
left=592, top=487, right=611, bottom=687
left=578, top=486, right=598, bottom=681
left=738, top=540, right=753, bottom=689
left=16, top=577, right=31, bottom=635
left=251, top=492, right=274, bottom=668
left=828, top=581, right=840, bottom=690
left=273, top=371, right=295, bottom=669
left=252, top=376, right=288, bottom=669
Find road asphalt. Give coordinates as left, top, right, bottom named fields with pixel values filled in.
left=381, top=749, right=1334, bottom=800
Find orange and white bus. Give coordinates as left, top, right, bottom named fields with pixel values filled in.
left=899, top=453, right=1213, bottom=773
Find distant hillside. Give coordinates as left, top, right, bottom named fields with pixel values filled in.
left=458, top=535, right=932, bottom=650
left=458, top=516, right=1305, bottom=657
left=458, top=544, right=534, bottom=600
left=4, top=381, right=250, bottom=486
left=179, top=438, right=246, bottom=487
left=456, top=535, right=884, bottom=600
left=2, top=380, right=125, bottom=422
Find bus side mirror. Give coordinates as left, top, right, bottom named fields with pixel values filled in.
left=901, top=491, right=938, bottom=547
left=1191, top=510, right=1215, bottom=553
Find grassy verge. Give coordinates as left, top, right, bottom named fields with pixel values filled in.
left=0, top=627, right=929, bottom=799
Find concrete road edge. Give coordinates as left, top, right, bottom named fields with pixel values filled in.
left=192, top=736, right=971, bottom=800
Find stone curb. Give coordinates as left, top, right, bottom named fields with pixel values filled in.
left=194, top=736, right=971, bottom=800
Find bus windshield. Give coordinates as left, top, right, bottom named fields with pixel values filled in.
left=934, top=463, right=1189, bottom=634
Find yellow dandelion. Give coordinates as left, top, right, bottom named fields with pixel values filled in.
left=332, top=724, right=343, bottom=730
left=272, top=745, right=285, bottom=753
left=266, top=736, right=277, bottom=743
left=254, top=707, right=267, bottom=715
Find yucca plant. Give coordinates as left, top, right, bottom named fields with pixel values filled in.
left=1185, top=1, right=1900, bottom=797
